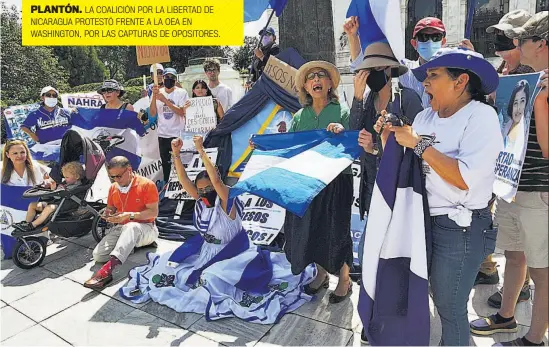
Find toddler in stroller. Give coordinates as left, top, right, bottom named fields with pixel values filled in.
left=9, top=129, right=124, bottom=269
left=13, top=161, right=85, bottom=233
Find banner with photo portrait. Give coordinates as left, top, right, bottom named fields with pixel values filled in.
left=493, top=72, right=543, bottom=202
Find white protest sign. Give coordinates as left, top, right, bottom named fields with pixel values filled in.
left=61, top=92, right=105, bottom=109
left=164, top=148, right=219, bottom=200
left=239, top=193, right=286, bottom=245
left=184, top=96, right=217, bottom=134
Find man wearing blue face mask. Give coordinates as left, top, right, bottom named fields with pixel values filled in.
left=251, top=27, right=281, bottom=83
left=347, top=16, right=447, bottom=108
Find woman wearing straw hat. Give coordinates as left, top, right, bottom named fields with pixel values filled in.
left=374, top=47, right=502, bottom=345
left=282, top=60, right=354, bottom=304
left=350, top=42, right=423, bottom=271
left=97, top=79, right=134, bottom=111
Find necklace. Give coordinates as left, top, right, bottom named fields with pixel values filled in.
left=115, top=176, right=134, bottom=212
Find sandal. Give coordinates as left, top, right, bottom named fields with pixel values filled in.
left=304, top=274, right=329, bottom=295
left=329, top=282, right=353, bottom=304
left=469, top=314, right=518, bottom=336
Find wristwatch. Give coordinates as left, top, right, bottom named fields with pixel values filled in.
left=371, top=143, right=379, bottom=156
left=129, top=212, right=135, bottom=221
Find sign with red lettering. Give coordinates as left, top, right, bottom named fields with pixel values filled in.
left=136, top=46, right=171, bottom=66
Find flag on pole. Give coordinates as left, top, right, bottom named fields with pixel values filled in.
left=229, top=130, right=362, bottom=217
left=346, top=0, right=405, bottom=62
left=358, top=134, right=431, bottom=345
left=245, top=0, right=288, bottom=22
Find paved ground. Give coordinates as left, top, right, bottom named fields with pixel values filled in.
left=1, top=234, right=547, bottom=346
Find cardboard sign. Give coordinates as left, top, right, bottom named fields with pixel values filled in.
left=136, top=46, right=171, bottom=66
left=184, top=96, right=217, bottom=134
left=240, top=194, right=285, bottom=246
left=263, top=56, right=299, bottom=96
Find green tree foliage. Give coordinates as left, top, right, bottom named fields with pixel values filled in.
left=52, top=46, right=107, bottom=87
left=97, top=46, right=130, bottom=81
left=0, top=3, right=69, bottom=105
left=232, top=36, right=259, bottom=72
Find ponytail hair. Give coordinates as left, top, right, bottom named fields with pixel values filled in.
left=446, top=68, right=496, bottom=111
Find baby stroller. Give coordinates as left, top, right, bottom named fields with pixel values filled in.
left=10, top=129, right=124, bottom=269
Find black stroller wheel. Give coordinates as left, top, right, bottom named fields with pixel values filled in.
left=12, top=237, right=47, bottom=269
left=91, top=209, right=114, bottom=243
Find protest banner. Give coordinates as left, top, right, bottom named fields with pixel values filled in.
left=240, top=193, right=285, bottom=246
left=263, top=56, right=299, bottom=96
left=164, top=148, right=219, bottom=199
left=61, top=92, right=105, bottom=108
left=3, top=103, right=40, bottom=146
left=493, top=72, right=542, bottom=202
left=350, top=160, right=365, bottom=265
left=136, top=46, right=170, bottom=86
left=184, top=96, right=217, bottom=134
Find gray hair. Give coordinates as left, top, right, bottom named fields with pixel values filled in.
left=106, top=156, right=131, bottom=170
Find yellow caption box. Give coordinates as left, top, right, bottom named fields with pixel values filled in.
left=22, top=0, right=244, bottom=46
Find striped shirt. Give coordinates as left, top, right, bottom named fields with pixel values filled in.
left=519, top=112, right=549, bottom=192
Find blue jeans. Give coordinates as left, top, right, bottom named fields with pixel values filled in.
left=429, top=207, right=497, bottom=346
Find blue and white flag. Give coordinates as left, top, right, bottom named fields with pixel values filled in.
left=30, top=108, right=146, bottom=170
left=0, top=185, right=40, bottom=258
left=245, top=0, right=288, bottom=22
left=359, top=134, right=431, bottom=346
left=229, top=130, right=362, bottom=217
left=346, top=0, right=405, bottom=62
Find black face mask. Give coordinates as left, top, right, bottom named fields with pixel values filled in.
left=200, top=190, right=218, bottom=208
left=164, top=78, right=176, bottom=89
left=494, top=34, right=516, bottom=52
left=366, top=69, right=389, bottom=92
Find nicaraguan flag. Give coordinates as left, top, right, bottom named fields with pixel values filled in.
left=358, top=134, right=431, bottom=345
left=30, top=108, right=146, bottom=170
left=0, top=185, right=40, bottom=258
left=245, top=0, right=288, bottom=22
left=229, top=130, right=362, bottom=217
left=346, top=0, right=405, bottom=62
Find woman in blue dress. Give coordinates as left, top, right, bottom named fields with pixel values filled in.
left=120, top=136, right=316, bottom=324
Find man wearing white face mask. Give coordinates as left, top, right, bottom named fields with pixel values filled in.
left=346, top=17, right=447, bottom=108
left=85, top=156, right=159, bottom=290
left=21, top=86, right=73, bottom=144
left=251, top=27, right=281, bottom=83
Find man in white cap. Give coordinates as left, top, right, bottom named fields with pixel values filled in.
left=21, top=86, right=73, bottom=144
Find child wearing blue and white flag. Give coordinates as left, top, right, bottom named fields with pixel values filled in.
left=120, top=135, right=315, bottom=324
left=369, top=47, right=502, bottom=345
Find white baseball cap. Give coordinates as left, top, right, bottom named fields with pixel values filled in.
left=150, top=63, right=164, bottom=72
left=40, top=86, right=59, bottom=96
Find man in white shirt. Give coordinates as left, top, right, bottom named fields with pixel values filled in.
left=203, top=58, right=233, bottom=113
left=149, top=68, right=189, bottom=182
left=344, top=16, right=448, bottom=108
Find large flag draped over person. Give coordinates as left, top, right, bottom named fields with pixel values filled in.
left=29, top=108, right=146, bottom=170
left=0, top=185, right=41, bottom=258
left=346, top=0, right=405, bottom=63
left=229, top=130, right=362, bottom=217
left=244, top=0, right=288, bottom=22
left=359, top=134, right=431, bottom=346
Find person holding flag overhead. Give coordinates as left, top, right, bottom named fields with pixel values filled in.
left=251, top=27, right=281, bottom=83
left=370, top=48, right=502, bottom=345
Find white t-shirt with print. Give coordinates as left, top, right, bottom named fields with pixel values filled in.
left=210, top=83, right=233, bottom=113
left=412, top=101, right=503, bottom=218
left=156, top=87, right=189, bottom=138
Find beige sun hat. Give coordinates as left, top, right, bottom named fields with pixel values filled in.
left=295, top=61, right=340, bottom=105
left=355, top=42, right=408, bottom=76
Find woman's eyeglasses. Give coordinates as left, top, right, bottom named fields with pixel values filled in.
left=197, top=186, right=214, bottom=194
left=416, top=32, right=444, bottom=43
left=43, top=93, right=58, bottom=98
left=306, top=70, right=329, bottom=80
left=100, top=89, right=116, bottom=95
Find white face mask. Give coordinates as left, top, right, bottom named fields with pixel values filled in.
left=116, top=177, right=134, bottom=194
left=44, top=97, right=58, bottom=108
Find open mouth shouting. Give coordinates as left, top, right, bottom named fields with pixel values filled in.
left=312, top=83, right=323, bottom=93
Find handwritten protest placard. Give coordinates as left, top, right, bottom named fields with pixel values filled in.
left=184, top=96, right=217, bottom=134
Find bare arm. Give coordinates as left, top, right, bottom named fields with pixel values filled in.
left=343, top=16, right=361, bottom=61
left=422, top=147, right=468, bottom=190
left=134, top=202, right=159, bottom=220
left=171, top=138, right=199, bottom=200
left=149, top=86, right=158, bottom=116
left=217, top=102, right=225, bottom=120
left=126, top=104, right=135, bottom=112
left=21, top=127, right=39, bottom=142
left=533, top=93, right=549, bottom=158
left=196, top=142, right=229, bottom=202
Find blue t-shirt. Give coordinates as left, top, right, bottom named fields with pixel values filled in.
left=22, top=106, right=72, bottom=143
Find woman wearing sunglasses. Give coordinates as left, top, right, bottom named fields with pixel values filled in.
left=118, top=135, right=315, bottom=323
left=97, top=79, right=134, bottom=111
left=20, top=86, right=73, bottom=144
left=278, top=61, right=354, bottom=304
